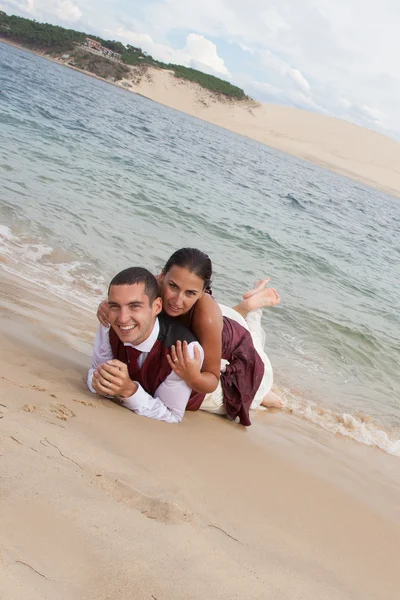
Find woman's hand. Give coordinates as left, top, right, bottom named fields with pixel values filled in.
left=97, top=300, right=110, bottom=327
left=167, top=341, right=202, bottom=388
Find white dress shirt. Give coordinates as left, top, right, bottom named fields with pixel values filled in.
left=87, top=318, right=204, bottom=423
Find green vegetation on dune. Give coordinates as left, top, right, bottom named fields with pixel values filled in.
left=160, top=63, right=246, bottom=98
left=0, top=11, right=85, bottom=52
left=0, top=11, right=247, bottom=99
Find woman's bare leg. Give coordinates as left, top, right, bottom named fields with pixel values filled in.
left=234, top=280, right=283, bottom=410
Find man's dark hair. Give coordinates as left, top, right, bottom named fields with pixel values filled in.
left=108, top=267, right=160, bottom=303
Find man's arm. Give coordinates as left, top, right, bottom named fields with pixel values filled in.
left=96, top=342, right=204, bottom=423
left=87, top=324, right=114, bottom=392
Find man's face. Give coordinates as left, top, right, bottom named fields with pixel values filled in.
left=108, top=283, right=162, bottom=345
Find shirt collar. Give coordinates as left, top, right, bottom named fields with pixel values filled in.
left=123, top=317, right=159, bottom=353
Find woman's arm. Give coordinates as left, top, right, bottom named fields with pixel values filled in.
left=97, top=300, right=110, bottom=327
left=168, top=294, right=223, bottom=394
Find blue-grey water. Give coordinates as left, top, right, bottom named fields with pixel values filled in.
left=1, top=42, right=400, bottom=454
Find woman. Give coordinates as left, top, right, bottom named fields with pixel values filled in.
left=98, top=248, right=281, bottom=425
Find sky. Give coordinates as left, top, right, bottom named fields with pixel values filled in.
left=2, top=0, right=400, bottom=139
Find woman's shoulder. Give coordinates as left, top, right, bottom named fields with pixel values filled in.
left=192, top=293, right=223, bottom=329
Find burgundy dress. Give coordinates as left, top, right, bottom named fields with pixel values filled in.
left=187, top=315, right=265, bottom=427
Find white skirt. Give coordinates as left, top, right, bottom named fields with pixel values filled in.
left=200, top=304, right=273, bottom=414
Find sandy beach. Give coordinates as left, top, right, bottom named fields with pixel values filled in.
left=1, top=37, right=400, bottom=598
left=1, top=266, right=399, bottom=599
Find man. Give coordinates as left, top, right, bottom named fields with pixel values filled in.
left=87, top=267, right=204, bottom=423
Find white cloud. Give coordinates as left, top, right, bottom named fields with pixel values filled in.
left=250, top=80, right=280, bottom=97
left=135, top=0, right=400, bottom=135
left=261, top=50, right=311, bottom=96
left=357, top=105, right=386, bottom=124
left=3, top=0, right=400, bottom=136
left=238, top=42, right=254, bottom=54
left=338, top=97, right=352, bottom=110
left=3, top=0, right=82, bottom=21
left=2, top=0, right=35, bottom=13
left=184, top=33, right=230, bottom=76
left=55, top=0, right=81, bottom=21
left=260, top=7, right=291, bottom=36
left=288, top=68, right=310, bottom=93
left=106, top=28, right=230, bottom=77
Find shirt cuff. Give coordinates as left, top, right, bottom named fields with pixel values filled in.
left=119, top=382, right=147, bottom=411
left=87, top=368, right=96, bottom=393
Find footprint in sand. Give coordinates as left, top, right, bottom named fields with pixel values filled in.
left=73, top=398, right=98, bottom=408
left=22, top=401, right=75, bottom=421
left=97, top=476, right=190, bottom=525
left=24, top=404, right=39, bottom=413
left=0, top=376, right=47, bottom=392
left=49, top=403, right=75, bottom=421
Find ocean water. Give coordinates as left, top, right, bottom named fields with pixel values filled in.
left=1, top=42, right=400, bottom=455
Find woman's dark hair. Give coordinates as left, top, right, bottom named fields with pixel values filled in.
left=162, top=248, right=212, bottom=291
left=109, top=267, right=159, bottom=303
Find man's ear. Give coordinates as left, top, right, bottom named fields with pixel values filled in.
left=152, top=296, right=163, bottom=315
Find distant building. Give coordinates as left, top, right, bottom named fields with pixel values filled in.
left=86, top=38, right=102, bottom=51
left=83, top=37, right=121, bottom=61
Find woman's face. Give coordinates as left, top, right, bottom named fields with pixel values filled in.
left=161, top=265, right=205, bottom=317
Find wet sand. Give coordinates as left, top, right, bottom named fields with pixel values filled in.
left=1, top=266, right=399, bottom=599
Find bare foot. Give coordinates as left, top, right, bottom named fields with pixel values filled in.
left=261, top=391, right=283, bottom=409
left=235, top=287, right=280, bottom=316
left=242, top=278, right=270, bottom=300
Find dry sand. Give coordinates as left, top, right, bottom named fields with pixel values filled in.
left=1, top=266, right=400, bottom=599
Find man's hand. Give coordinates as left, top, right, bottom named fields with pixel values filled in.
left=92, top=360, right=138, bottom=398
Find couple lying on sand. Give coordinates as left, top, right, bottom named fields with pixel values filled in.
left=87, top=247, right=282, bottom=425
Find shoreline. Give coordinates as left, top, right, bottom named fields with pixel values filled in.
left=2, top=37, right=400, bottom=199
left=1, top=266, right=400, bottom=598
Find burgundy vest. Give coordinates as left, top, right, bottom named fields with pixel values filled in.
left=109, top=313, right=205, bottom=406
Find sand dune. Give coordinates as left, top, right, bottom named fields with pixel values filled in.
left=120, top=66, right=400, bottom=198
left=3, top=39, right=399, bottom=198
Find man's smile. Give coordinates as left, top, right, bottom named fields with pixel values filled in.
left=119, top=324, right=137, bottom=331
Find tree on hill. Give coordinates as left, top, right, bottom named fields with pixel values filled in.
left=0, top=10, right=247, bottom=100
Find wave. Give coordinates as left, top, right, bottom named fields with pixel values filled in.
left=283, top=390, right=400, bottom=456
left=285, top=193, right=306, bottom=209
left=0, top=225, right=105, bottom=311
